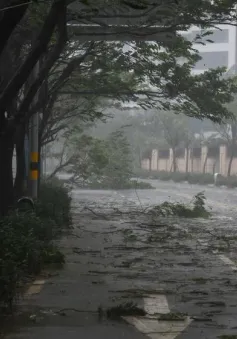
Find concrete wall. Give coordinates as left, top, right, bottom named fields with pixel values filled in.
left=176, top=156, right=186, bottom=173
left=219, top=145, right=237, bottom=176
left=141, top=158, right=150, bottom=171
left=150, top=150, right=158, bottom=171
left=158, top=158, right=170, bottom=171
left=141, top=145, right=237, bottom=177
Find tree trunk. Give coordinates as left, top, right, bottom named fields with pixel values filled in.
left=185, top=148, right=189, bottom=173
left=0, top=135, right=14, bottom=216
left=202, top=154, right=208, bottom=174
left=0, top=1, right=29, bottom=57
left=138, top=149, right=142, bottom=168
left=227, top=152, right=234, bottom=177
left=228, top=125, right=237, bottom=177
left=14, top=126, right=26, bottom=200
left=38, top=145, right=42, bottom=196
left=0, top=0, right=67, bottom=113
left=172, top=148, right=177, bottom=172
left=212, top=160, right=215, bottom=175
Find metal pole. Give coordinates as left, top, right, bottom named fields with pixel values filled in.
left=44, top=145, right=47, bottom=176
left=24, top=133, right=29, bottom=190
left=29, top=62, right=40, bottom=199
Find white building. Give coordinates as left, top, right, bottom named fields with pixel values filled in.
left=182, top=25, right=237, bottom=73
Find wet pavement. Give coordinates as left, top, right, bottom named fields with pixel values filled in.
left=4, top=180, right=237, bottom=339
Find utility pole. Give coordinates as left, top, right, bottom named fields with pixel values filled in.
left=29, top=62, right=40, bottom=199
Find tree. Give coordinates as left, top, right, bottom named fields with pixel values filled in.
left=48, top=127, right=108, bottom=182
left=1, top=0, right=237, bottom=215
left=0, top=0, right=33, bottom=57
left=52, top=127, right=133, bottom=188
left=0, top=0, right=70, bottom=215
left=61, top=39, right=237, bottom=122
left=101, top=130, right=133, bottom=188
left=193, top=131, right=219, bottom=174
left=148, top=111, right=192, bottom=172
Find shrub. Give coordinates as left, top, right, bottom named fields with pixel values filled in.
left=224, top=175, right=237, bottom=188
left=187, top=173, right=214, bottom=185
left=0, top=213, right=51, bottom=309
left=172, top=172, right=188, bottom=182
left=136, top=170, right=216, bottom=186
left=36, top=179, right=72, bottom=231
left=155, top=171, right=172, bottom=181
left=0, top=179, right=71, bottom=311
left=41, top=244, right=65, bottom=266
left=134, top=169, right=153, bottom=179
left=150, top=192, right=211, bottom=218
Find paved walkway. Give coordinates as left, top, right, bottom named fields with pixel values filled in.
left=4, top=187, right=237, bottom=339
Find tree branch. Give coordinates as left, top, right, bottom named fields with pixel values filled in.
left=0, top=0, right=66, bottom=115
left=0, top=0, right=30, bottom=57
left=11, top=0, right=68, bottom=129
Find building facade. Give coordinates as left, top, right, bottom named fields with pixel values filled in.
left=181, top=24, right=237, bottom=74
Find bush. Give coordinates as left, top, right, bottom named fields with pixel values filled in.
left=136, top=169, right=237, bottom=188
left=36, top=179, right=72, bottom=231
left=129, top=180, right=155, bottom=189
left=154, top=171, right=172, bottom=181
left=0, top=179, right=71, bottom=311
left=187, top=173, right=214, bottom=185
left=0, top=213, right=49, bottom=309
left=150, top=192, right=211, bottom=218
left=136, top=170, right=216, bottom=185
left=216, top=175, right=237, bottom=188
left=172, top=172, right=188, bottom=182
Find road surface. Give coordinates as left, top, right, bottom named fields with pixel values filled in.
left=4, top=180, right=237, bottom=339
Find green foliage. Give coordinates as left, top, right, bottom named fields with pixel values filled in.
left=67, top=130, right=109, bottom=182
left=61, top=37, right=237, bottom=124
left=217, top=174, right=237, bottom=188
left=188, top=173, right=214, bottom=185
left=136, top=170, right=237, bottom=188
left=101, top=130, right=133, bottom=188
left=36, top=179, right=72, bottom=231
left=41, top=244, right=65, bottom=266
left=70, top=129, right=143, bottom=189
left=129, top=180, right=154, bottom=189
left=0, top=179, right=71, bottom=311
left=136, top=170, right=215, bottom=185
left=0, top=213, right=49, bottom=309
left=151, top=192, right=211, bottom=218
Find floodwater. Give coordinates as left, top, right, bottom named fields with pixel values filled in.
left=4, top=180, right=237, bottom=339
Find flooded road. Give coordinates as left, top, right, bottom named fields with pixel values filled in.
left=5, top=180, right=237, bottom=339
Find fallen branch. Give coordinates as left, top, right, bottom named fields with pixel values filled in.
left=83, top=206, right=108, bottom=219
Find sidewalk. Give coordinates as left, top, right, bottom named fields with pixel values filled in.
left=4, top=190, right=237, bottom=339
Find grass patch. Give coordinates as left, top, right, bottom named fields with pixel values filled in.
left=150, top=192, right=211, bottom=218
